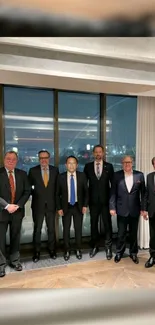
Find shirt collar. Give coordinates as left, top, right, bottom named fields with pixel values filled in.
left=5, top=168, right=15, bottom=173
left=67, top=171, right=76, bottom=176
left=41, top=166, right=49, bottom=170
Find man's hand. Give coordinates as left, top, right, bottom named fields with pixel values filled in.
left=110, top=210, right=116, bottom=216
left=142, top=211, right=148, bottom=220
left=58, top=209, right=64, bottom=217
left=82, top=207, right=87, bottom=214
left=6, top=204, right=19, bottom=214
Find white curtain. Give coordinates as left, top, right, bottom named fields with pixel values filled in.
left=136, top=97, right=155, bottom=249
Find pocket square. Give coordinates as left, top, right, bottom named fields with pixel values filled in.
left=136, top=180, right=141, bottom=183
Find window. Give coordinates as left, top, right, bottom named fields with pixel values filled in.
left=58, top=91, right=100, bottom=238
left=106, top=95, right=137, bottom=171
left=3, top=86, right=54, bottom=244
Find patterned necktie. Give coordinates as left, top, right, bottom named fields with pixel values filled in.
left=8, top=170, right=15, bottom=203
left=96, top=163, right=101, bottom=179
left=43, top=168, right=48, bottom=187
left=70, top=174, right=75, bottom=205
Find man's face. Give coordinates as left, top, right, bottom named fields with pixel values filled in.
left=93, top=147, right=104, bottom=161
left=66, top=158, right=78, bottom=173
left=4, top=153, right=18, bottom=170
left=39, top=152, right=50, bottom=168
left=153, top=160, right=155, bottom=170
left=122, top=156, right=133, bottom=173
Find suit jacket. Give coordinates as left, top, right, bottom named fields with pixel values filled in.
left=84, top=160, right=114, bottom=206
left=0, top=167, right=31, bottom=221
left=109, top=170, right=146, bottom=217
left=144, top=172, right=155, bottom=218
left=56, top=171, right=89, bottom=214
left=28, top=165, right=59, bottom=213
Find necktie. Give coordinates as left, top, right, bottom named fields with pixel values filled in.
left=70, top=174, right=75, bottom=205
left=43, top=168, right=48, bottom=187
left=8, top=170, right=15, bottom=203
left=96, top=163, right=100, bottom=179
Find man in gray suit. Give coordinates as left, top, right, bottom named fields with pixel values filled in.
left=143, top=157, right=155, bottom=268
left=110, top=155, right=145, bottom=264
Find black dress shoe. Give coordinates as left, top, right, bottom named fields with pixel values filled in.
left=89, top=247, right=99, bottom=258
left=0, top=267, right=5, bottom=277
left=145, top=257, right=155, bottom=268
left=33, top=252, right=40, bottom=263
left=114, top=254, right=121, bottom=263
left=64, top=251, right=70, bottom=261
left=106, top=248, right=112, bottom=260
left=130, top=255, right=139, bottom=264
left=10, top=263, right=23, bottom=271
left=76, top=250, right=82, bottom=260
left=49, top=251, right=57, bottom=259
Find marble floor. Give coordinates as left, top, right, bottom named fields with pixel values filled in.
left=0, top=249, right=155, bottom=289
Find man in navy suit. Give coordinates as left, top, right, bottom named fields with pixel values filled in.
left=110, top=155, right=145, bottom=264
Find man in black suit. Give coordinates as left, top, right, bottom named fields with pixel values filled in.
left=0, top=151, right=31, bottom=277
left=143, top=157, right=155, bottom=268
left=28, top=150, right=59, bottom=262
left=110, top=155, right=145, bottom=264
left=84, top=144, right=114, bottom=259
left=56, top=156, right=88, bottom=261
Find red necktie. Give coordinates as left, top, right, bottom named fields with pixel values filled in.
left=8, top=170, right=15, bottom=203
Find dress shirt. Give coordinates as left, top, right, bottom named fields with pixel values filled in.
left=67, top=171, right=77, bottom=203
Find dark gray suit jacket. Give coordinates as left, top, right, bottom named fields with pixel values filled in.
left=144, top=172, right=155, bottom=218
left=110, top=170, right=146, bottom=217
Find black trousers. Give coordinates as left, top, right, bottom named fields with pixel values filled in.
left=149, top=214, right=155, bottom=258
left=62, top=203, right=83, bottom=251
left=89, top=204, right=112, bottom=249
left=116, top=215, right=139, bottom=256
left=32, top=205, right=56, bottom=252
left=0, top=211, right=23, bottom=267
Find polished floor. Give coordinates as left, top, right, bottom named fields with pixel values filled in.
left=0, top=249, right=155, bottom=288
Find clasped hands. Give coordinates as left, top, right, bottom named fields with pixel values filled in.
left=6, top=204, right=19, bottom=214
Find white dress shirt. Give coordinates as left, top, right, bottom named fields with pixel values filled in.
left=94, top=160, right=103, bottom=177
left=124, top=172, right=133, bottom=193
left=67, top=171, right=77, bottom=203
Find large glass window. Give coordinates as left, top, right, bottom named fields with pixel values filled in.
left=106, top=95, right=137, bottom=171
left=3, top=86, right=54, bottom=244
left=58, top=91, right=100, bottom=238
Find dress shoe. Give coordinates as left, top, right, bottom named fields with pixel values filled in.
left=106, top=248, right=112, bottom=260
left=76, top=250, right=82, bottom=260
left=64, top=251, right=70, bottom=261
left=145, top=257, right=155, bottom=268
left=130, top=255, right=139, bottom=264
left=114, top=254, right=121, bottom=263
left=49, top=250, right=57, bottom=259
left=32, top=252, right=40, bottom=263
left=89, top=247, right=99, bottom=258
left=10, top=263, right=23, bottom=271
left=0, top=267, right=5, bottom=277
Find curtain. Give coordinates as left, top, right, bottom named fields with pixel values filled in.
left=136, top=97, right=155, bottom=249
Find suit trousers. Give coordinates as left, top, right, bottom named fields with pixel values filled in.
left=62, top=203, right=83, bottom=251
left=89, top=203, right=112, bottom=249
left=32, top=204, right=56, bottom=252
left=149, top=213, right=155, bottom=258
left=0, top=211, right=22, bottom=267
left=116, top=215, right=139, bottom=256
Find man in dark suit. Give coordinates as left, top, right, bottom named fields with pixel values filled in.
left=84, top=144, right=114, bottom=259
left=143, top=157, right=155, bottom=268
left=28, top=150, right=59, bottom=263
left=0, top=151, right=31, bottom=277
left=56, top=155, right=89, bottom=261
left=110, top=155, right=145, bottom=264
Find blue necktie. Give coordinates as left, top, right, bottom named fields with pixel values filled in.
left=70, top=174, right=75, bottom=205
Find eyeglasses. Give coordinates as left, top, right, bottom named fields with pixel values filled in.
left=123, top=161, right=132, bottom=164
left=39, top=157, right=49, bottom=160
